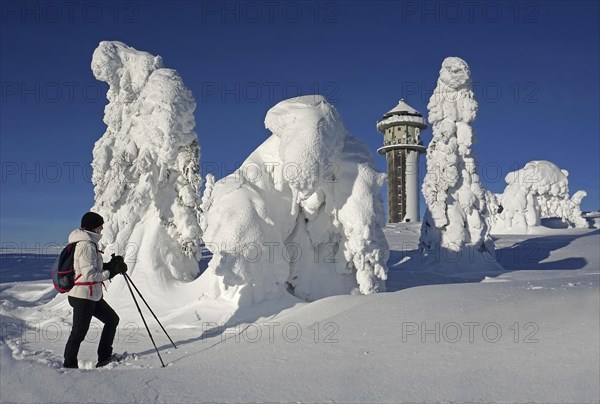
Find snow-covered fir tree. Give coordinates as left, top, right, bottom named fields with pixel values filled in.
left=490, top=160, right=588, bottom=233
left=90, top=41, right=202, bottom=281
left=420, top=57, right=498, bottom=271
left=200, top=95, right=389, bottom=304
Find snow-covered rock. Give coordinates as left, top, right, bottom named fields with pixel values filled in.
left=89, top=41, right=202, bottom=287
left=420, top=57, right=499, bottom=272
left=491, top=160, right=588, bottom=233
left=199, top=95, right=389, bottom=304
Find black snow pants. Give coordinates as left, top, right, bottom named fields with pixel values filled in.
left=63, top=296, right=119, bottom=367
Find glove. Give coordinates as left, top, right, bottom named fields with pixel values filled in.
left=114, top=259, right=128, bottom=276
left=106, top=254, right=127, bottom=279
left=103, top=258, right=116, bottom=273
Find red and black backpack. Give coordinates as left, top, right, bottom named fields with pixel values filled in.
left=51, top=242, right=79, bottom=293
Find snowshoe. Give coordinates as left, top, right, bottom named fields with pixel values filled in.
left=95, top=352, right=133, bottom=368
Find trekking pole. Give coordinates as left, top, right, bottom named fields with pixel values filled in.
left=123, top=273, right=166, bottom=368
left=123, top=273, right=177, bottom=349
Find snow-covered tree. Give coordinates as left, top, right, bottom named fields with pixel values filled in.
left=199, top=95, right=389, bottom=304
left=491, top=160, right=588, bottom=233
left=420, top=57, right=498, bottom=271
left=90, top=41, right=202, bottom=282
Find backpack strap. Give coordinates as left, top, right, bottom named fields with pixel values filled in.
left=73, top=280, right=104, bottom=296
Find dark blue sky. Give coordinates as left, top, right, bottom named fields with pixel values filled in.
left=1, top=0, right=599, bottom=246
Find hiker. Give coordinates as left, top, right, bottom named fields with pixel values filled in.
left=63, top=212, right=128, bottom=368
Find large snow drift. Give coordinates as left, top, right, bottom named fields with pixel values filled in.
left=420, top=57, right=499, bottom=272
left=490, top=160, right=588, bottom=233
left=200, top=95, right=389, bottom=304
left=89, top=41, right=202, bottom=289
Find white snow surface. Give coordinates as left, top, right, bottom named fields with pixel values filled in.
left=200, top=95, right=389, bottom=305
left=89, top=41, right=202, bottom=288
left=491, top=160, right=588, bottom=234
left=1, top=221, right=599, bottom=403
left=420, top=57, right=498, bottom=272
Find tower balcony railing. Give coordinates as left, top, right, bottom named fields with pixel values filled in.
left=377, top=143, right=427, bottom=155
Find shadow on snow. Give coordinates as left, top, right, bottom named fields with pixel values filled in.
left=385, top=229, right=598, bottom=292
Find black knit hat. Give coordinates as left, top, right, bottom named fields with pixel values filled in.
left=81, top=212, right=104, bottom=231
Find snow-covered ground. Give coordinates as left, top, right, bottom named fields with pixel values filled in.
left=1, top=216, right=599, bottom=403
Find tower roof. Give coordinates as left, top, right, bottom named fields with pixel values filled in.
left=376, top=99, right=427, bottom=132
